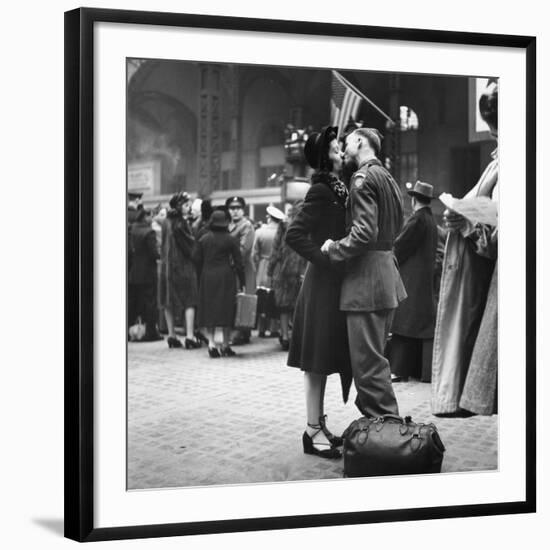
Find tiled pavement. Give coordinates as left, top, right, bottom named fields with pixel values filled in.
left=128, top=333, right=498, bottom=490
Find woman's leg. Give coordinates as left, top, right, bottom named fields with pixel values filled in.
left=304, top=371, right=330, bottom=448
left=280, top=312, right=290, bottom=340
left=204, top=327, right=216, bottom=349
left=184, top=307, right=196, bottom=339
left=222, top=327, right=232, bottom=347
left=204, top=327, right=216, bottom=347
left=164, top=307, right=176, bottom=338
left=258, top=314, right=267, bottom=337
left=318, top=375, right=327, bottom=418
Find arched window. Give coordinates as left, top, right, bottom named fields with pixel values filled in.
left=399, top=106, right=419, bottom=187
left=400, top=105, right=419, bottom=131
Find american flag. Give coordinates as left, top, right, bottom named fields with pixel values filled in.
left=331, top=70, right=362, bottom=136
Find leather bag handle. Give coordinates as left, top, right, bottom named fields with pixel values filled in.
left=379, top=414, right=405, bottom=424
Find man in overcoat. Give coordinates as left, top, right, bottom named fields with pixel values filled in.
left=321, top=127, right=406, bottom=418
left=129, top=208, right=162, bottom=341
left=387, top=181, right=438, bottom=382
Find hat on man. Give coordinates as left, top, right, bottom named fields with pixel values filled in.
left=266, top=205, right=285, bottom=221
left=225, top=196, right=246, bottom=209
left=128, top=191, right=143, bottom=201
left=407, top=180, right=434, bottom=200
left=209, top=209, right=230, bottom=229
left=304, top=126, right=338, bottom=170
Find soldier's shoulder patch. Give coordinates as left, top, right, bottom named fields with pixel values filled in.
left=352, top=173, right=366, bottom=188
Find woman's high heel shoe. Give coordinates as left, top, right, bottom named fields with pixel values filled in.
left=185, top=337, right=201, bottom=350
left=194, top=330, right=209, bottom=345
left=319, top=415, right=344, bottom=447
left=220, top=346, right=236, bottom=357
left=302, top=424, right=341, bottom=459
left=208, top=346, right=221, bottom=358
left=167, top=336, right=183, bottom=348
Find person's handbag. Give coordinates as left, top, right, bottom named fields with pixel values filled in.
left=256, top=286, right=276, bottom=317
left=234, top=293, right=258, bottom=329
left=128, top=317, right=146, bottom=342
left=343, top=414, right=445, bottom=477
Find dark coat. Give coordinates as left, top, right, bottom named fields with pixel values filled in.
left=285, top=172, right=352, bottom=402
left=193, top=229, right=245, bottom=328
left=159, top=212, right=199, bottom=311
left=127, top=207, right=140, bottom=271
left=327, top=158, right=406, bottom=312
left=267, top=221, right=307, bottom=311
left=391, top=206, right=438, bottom=339
left=129, top=221, right=159, bottom=285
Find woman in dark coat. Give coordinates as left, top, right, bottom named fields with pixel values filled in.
left=159, top=191, right=201, bottom=349
left=193, top=210, right=246, bottom=358
left=285, top=125, right=352, bottom=459
left=267, top=203, right=307, bottom=350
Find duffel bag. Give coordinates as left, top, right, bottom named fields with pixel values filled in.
left=343, top=414, right=445, bottom=477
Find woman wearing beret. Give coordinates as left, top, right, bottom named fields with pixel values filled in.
left=193, top=210, right=246, bottom=358
left=285, top=126, right=352, bottom=459
left=159, top=191, right=201, bottom=349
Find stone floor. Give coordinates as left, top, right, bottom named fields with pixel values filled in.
left=127, top=332, right=498, bottom=490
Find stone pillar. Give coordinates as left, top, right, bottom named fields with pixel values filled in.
left=388, top=74, right=401, bottom=183
left=228, top=66, right=241, bottom=188
left=198, top=65, right=221, bottom=197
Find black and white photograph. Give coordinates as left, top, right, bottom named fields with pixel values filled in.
left=126, top=58, right=499, bottom=489
left=59, top=5, right=537, bottom=543
left=3, top=0, right=548, bottom=547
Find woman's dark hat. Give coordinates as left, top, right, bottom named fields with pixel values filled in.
left=407, top=180, right=434, bottom=200
left=169, top=191, right=191, bottom=209
left=135, top=208, right=151, bottom=222
left=304, top=126, right=338, bottom=170
left=225, top=196, right=246, bottom=209
left=209, top=210, right=230, bottom=229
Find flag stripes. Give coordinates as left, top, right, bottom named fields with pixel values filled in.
left=330, top=70, right=362, bottom=136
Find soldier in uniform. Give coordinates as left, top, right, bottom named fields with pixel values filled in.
left=321, top=127, right=406, bottom=418
left=226, top=196, right=256, bottom=345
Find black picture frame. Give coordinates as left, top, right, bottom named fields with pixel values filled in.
left=65, top=7, right=537, bottom=542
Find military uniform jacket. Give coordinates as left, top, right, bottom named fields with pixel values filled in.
left=328, top=158, right=407, bottom=312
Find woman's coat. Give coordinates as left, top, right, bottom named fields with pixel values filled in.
left=431, top=150, right=498, bottom=415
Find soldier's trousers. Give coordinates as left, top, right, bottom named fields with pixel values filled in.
left=346, top=309, right=399, bottom=418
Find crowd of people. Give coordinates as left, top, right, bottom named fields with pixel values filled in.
left=127, top=190, right=309, bottom=358
left=128, top=78, right=499, bottom=459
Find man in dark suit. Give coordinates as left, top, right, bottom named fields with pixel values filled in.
left=387, top=181, right=439, bottom=383
left=321, top=128, right=406, bottom=418
left=129, top=208, right=162, bottom=341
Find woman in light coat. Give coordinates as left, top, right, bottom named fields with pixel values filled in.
left=431, top=79, right=498, bottom=416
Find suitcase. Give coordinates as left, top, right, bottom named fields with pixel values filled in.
left=234, top=293, right=258, bottom=329
left=343, top=414, right=445, bottom=477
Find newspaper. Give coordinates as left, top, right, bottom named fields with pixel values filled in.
left=438, top=193, right=498, bottom=226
